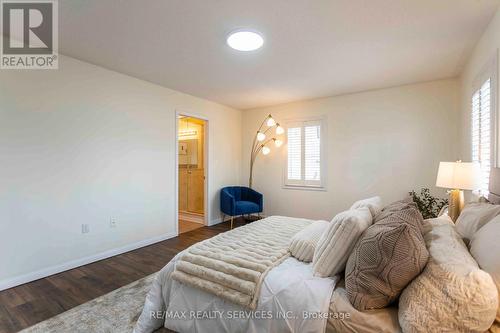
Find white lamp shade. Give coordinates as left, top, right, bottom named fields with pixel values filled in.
left=262, top=146, right=270, bottom=155
left=435, top=161, right=481, bottom=190
left=256, top=132, right=266, bottom=141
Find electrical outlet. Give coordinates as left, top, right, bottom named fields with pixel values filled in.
left=81, top=224, right=90, bottom=234
left=110, top=217, right=117, bottom=228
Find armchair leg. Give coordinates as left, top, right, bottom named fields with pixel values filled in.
left=230, top=216, right=234, bottom=230
left=221, top=213, right=226, bottom=223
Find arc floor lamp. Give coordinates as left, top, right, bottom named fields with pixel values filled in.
left=249, top=114, right=284, bottom=188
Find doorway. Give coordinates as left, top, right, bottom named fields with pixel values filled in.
left=177, top=115, right=206, bottom=234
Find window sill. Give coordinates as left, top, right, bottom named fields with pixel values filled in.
left=282, top=184, right=327, bottom=192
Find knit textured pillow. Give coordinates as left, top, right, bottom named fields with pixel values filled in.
left=374, top=197, right=417, bottom=224
left=312, top=207, right=373, bottom=277
left=345, top=206, right=428, bottom=310
left=289, top=220, right=330, bottom=262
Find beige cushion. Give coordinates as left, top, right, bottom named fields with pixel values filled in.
left=350, top=196, right=383, bottom=218
left=312, top=207, right=372, bottom=277
left=288, top=220, right=329, bottom=262
left=456, top=202, right=500, bottom=242
left=470, top=215, right=500, bottom=327
left=399, top=216, right=498, bottom=333
left=345, top=205, right=428, bottom=310
left=374, top=198, right=418, bottom=224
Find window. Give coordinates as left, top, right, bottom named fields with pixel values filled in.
left=472, top=78, right=492, bottom=196
left=285, top=119, right=325, bottom=189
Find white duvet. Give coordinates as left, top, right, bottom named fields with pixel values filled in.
left=134, top=253, right=338, bottom=333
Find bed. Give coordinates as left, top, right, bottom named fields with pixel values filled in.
left=134, top=170, right=500, bottom=333
left=133, top=225, right=400, bottom=333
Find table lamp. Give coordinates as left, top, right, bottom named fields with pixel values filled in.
left=435, top=161, right=481, bottom=222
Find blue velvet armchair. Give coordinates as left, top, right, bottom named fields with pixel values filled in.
left=220, top=186, right=263, bottom=229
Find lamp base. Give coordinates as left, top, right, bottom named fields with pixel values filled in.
left=448, top=189, right=464, bottom=222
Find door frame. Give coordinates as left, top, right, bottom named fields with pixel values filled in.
left=175, top=110, right=209, bottom=236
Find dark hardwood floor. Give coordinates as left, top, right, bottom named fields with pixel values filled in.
left=0, top=218, right=249, bottom=333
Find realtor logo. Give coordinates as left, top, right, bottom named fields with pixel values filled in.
left=1, top=0, right=58, bottom=69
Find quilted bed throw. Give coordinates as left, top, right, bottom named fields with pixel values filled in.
left=171, top=216, right=311, bottom=309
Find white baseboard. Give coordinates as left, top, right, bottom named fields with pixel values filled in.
left=209, top=217, right=222, bottom=226
left=0, top=231, right=177, bottom=292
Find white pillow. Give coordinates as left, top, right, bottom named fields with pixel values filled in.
left=350, top=196, right=382, bottom=218
left=289, top=220, right=329, bottom=262
left=455, top=203, right=500, bottom=242
left=470, top=215, right=500, bottom=326
left=399, top=216, right=498, bottom=332
left=313, top=207, right=372, bottom=277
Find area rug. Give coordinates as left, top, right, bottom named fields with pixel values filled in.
left=20, top=273, right=160, bottom=333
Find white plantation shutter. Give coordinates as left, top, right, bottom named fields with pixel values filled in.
left=285, top=119, right=324, bottom=188
left=305, top=125, right=321, bottom=181
left=472, top=78, right=492, bottom=196
left=287, top=127, right=302, bottom=180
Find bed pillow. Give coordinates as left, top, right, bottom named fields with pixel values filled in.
left=350, top=196, right=382, bottom=218
left=289, top=220, right=330, bottom=262
left=327, top=280, right=400, bottom=333
left=469, top=215, right=500, bottom=328
left=374, top=197, right=417, bottom=224
left=345, top=205, right=428, bottom=310
left=455, top=202, right=500, bottom=243
left=312, top=207, right=372, bottom=277
left=399, top=216, right=498, bottom=332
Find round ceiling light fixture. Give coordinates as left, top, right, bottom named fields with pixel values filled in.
left=226, top=30, right=264, bottom=51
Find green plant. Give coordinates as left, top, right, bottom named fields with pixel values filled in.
left=409, top=188, right=447, bottom=219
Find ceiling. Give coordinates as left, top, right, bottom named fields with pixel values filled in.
left=59, top=0, right=500, bottom=110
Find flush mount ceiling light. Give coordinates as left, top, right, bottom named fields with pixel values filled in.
left=226, top=30, right=264, bottom=51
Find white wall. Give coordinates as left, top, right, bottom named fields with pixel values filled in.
left=242, top=79, right=460, bottom=220
left=459, top=7, right=500, bottom=161
left=0, top=55, right=242, bottom=289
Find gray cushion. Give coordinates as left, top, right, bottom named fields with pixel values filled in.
left=345, top=206, right=429, bottom=310
left=469, top=215, right=500, bottom=327
left=455, top=202, right=500, bottom=243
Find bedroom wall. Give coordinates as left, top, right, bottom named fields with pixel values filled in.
left=459, top=6, right=500, bottom=162
left=0, top=55, right=242, bottom=290
left=241, top=79, right=460, bottom=220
